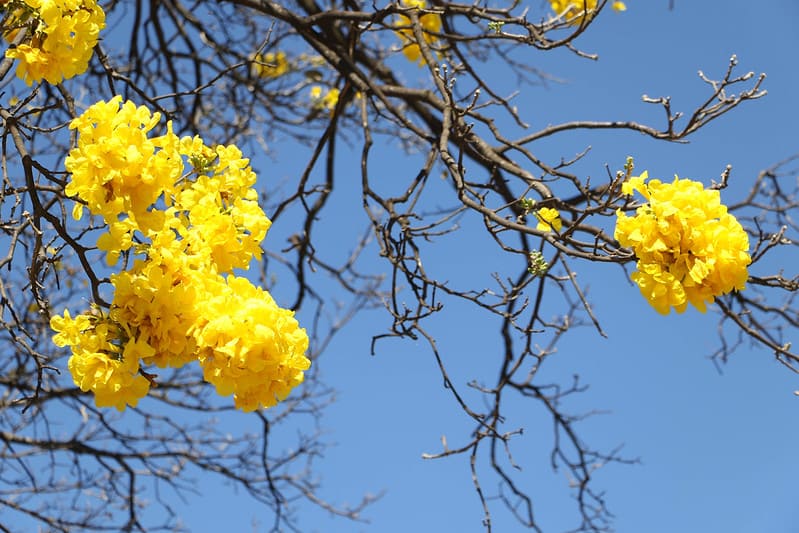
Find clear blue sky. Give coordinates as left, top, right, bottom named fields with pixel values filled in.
left=139, top=2, right=799, bottom=532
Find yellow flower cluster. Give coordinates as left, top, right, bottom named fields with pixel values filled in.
left=310, top=85, right=340, bottom=112
left=52, top=97, right=310, bottom=411
left=395, top=0, right=441, bottom=65
left=52, top=310, right=152, bottom=410
left=195, top=277, right=310, bottom=411
left=549, top=0, right=626, bottom=26
left=615, top=171, right=751, bottom=315
left=2, top=0, right=105, bottom=85
left=252, top=51, right=289, bottom=78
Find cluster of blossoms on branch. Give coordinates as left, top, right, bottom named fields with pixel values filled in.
left=549, top=0, right=626, bottom=26
left=395, top=0, right=442, bottom=65
left=249, top=50, right=345, bottom=114
left=393, top=0, right=626, bottom=67
left=1, top=0, right=105, bottom=85
left=252, top=50, right=289, bottom=78
left=615, top=170, right=751, bottom=315
left=310, top=85, right=340, bottom=111
left=51, top=96, right=310, bottom=412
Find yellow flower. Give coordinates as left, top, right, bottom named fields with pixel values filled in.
left=615, top=172, right=751, bottom=314
left=3, top=0, right=106, bottom=85
left=621, top=170, right=649, bottom=197
left=252, top=51, right=289, bottom=78
left=535, top=207, right=562, bottom=232
left=52, top=310, right=151, bottom=411
left=310, top=86, right=340, bottom=112
left=395, top=0, right=442, bottom=65
left=50, top=309, right=92, bottom=347
left=322, top=87, right=339, bottom=111
left=180, top=134, right=217, bottom=171
left=549, top=0, right=625, bottom=26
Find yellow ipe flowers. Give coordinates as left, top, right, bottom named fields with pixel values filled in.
left=51, top=97, right=310, bottom=412
left=535, top=207, right=562, bottom=232
left=2, top=0, right=105, bottom=85
left=310, top=85, right=340, bottom=111
left=615, top=171, right=751, bottom=315
left=395, top=0, right=441, bottom=65
left=252, top=51, right=289, bottom=78
left=549, top=0, right=626, bottom=26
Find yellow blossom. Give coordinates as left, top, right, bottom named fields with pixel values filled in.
left=50, top=309, right=92, bottom=347
left=549, top=0, right=625, bottom=26
left=52, top=310, right=151, bottom=411
left=3, top=0, right=105, bottom=85
left=196, top=276, right=310, bottom=412
left=535, top=207, right=562, bottom=232
left=64, top=99, right=271, bottom=270
left=615, top=171, right=751, bottom=314
left=310, top=86, right=340, bottom=112
left=322, top=87, right=339, bottom=111
left=109, top=253, right=205, bottom=369
left=252, top=50, right=289, bottom=78
left=395, top=0, right=442, bottom=65
left=65, top=96, right=183, bottom=227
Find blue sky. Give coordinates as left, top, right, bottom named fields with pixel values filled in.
left=176, top=2, right=799, bottom=532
